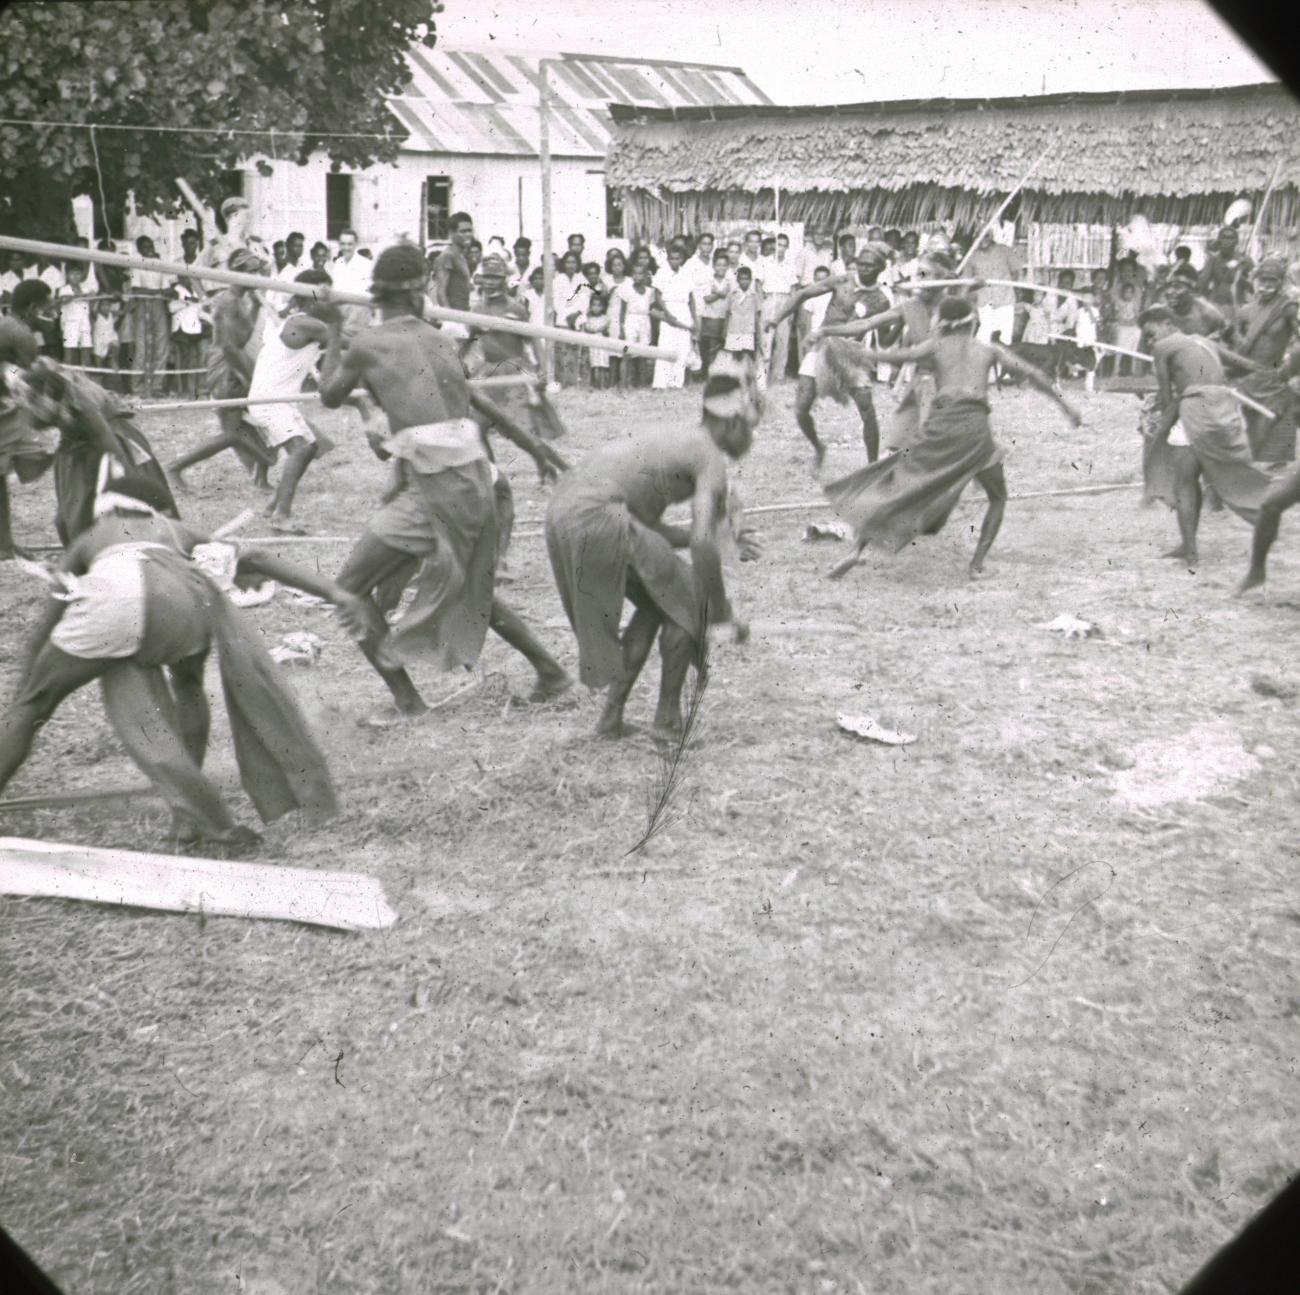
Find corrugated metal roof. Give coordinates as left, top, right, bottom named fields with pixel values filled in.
left=390, top=45, right=772, bottom=158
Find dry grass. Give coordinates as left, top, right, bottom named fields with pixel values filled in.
left=2, top=379, right=1298, bottom=1294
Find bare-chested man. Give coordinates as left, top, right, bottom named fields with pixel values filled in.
left=1162, top=268, right=1229, bottom=339
left=809, top=250, right=957, bottom=454
left=0, top=472, right=343, bottom=847
left=0, top=321, right=178, bottom=546
left=166, top=247, right=277, bottom=490
left=1139, top=305, right=1272, bottom=570
left=310, top=243, right=570, bottom=720
left=1230, top=254, right=1299, bottom=463
left=819, top=296, right=1081, bottom=580
left=545, top=355, right=760, bottom=739
left=766, top=243, right=894, bottom=467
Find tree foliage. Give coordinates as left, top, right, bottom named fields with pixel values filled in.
left=0, top=0, right=443, bottom=235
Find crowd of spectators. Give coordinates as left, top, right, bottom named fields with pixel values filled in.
left=0, top=206, right=1277, bottom=403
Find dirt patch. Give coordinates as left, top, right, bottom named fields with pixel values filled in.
left=1112, top=721, right=1260, bottom=808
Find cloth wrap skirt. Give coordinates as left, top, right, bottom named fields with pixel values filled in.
left=824, top=393, right=1003, bottom=552
left=26, top=542, right=336, bottom=824
left=365, top=419, right=498, bottom=672
left=545, top=474, right=698, bottom=689
left=1140, top=386, right=1271, bottom=523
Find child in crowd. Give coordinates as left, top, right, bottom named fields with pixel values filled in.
left=1075, top=283, right=1101, bottom=394
left=1113, top=281, right=1143, bottom=374
left=697, top=249, right=732, bottom=376
left=522, top=265, right=547, bottom=328
left=168, top=281, right=205, bottom=398
left=56, top=261, right=93, bottom=372
left=581, top=293, right=615, bottom=389
left=616, top=264, right=655, bottom=389
left=723, top=264, right=762, bottom=362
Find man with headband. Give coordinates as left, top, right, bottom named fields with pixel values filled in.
left=166, top=246, right=278, bottom=491
left=1229, top=253, right=1299, bottom=464
left=818, top=295, right=1081, bottom=581
left=306, top=242, right=570, bottom=723
left=807, top=249, right=959, bottom=455
left=0, top=320, right=177, bottom=545
left=0, top=472, right=345, bottom=846
left=545, top=353, right=760, bottom=739
left=766, top=241, right=895, bottom=468
left=1139, top=304, right=1272, bottom=571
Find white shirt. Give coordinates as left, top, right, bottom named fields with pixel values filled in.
left=329, top=252, right=372, bottom=296
left=653, top=264, right=694, bottom=316
left=0, top=270, right=20, bottom=297
left=40, top=264, right=66, bottom=292
left=759, top=254, right=799, bottom=295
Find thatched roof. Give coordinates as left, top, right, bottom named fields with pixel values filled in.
left=607, top=82, right=1300, bottom=237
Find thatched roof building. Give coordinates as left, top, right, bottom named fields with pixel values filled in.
left=606, top=82, right=1300, bottom=243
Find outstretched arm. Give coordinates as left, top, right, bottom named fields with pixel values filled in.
left=467, top=389, right=568, bottom=481
left=813, top=305, right=902, bottom=341
left=855, top=337, right=938, bottom=366
left=992, top=345, right=1083, bottom=425
left=1212, top=339, right=1264, bottom=376
left=768, top=278, right=831, bottom=329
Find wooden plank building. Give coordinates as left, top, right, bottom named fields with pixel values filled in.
left=606, top=82, right=1300, bottom=275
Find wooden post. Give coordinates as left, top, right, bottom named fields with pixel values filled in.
left=539, top=58, right=556, bottom=389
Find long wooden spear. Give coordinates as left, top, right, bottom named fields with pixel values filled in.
left=0, top=234, right=674, bottom=361
left=955, top=141, right=1055, bottom=276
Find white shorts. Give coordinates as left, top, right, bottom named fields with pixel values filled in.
left=978, top=303, right=1016, bottom=345
left=92, top=315, right=118, bottom=357
left=1168, top=421, right=1190, bottom=448
left=62, top=316, right=93, bottom=350
left=248, top=401, right=315, bottom=451
left=51, top=551, right=147, bottom=659
left=798, top=344, right=820, bottom=379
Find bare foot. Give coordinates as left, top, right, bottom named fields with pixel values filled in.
left=270, top=516, right=309, bottom=536
left=528, top=673, right=574, bottom=703
left=595, top=716, right=638, bottom=739
left=166, top=465, right=191, bottom=496
left=651, top=719, right=684, bottom=744
left=1161, top=546, right=1190, bottom=560
left=0, top=543, right=33, bottom=561
left=1237, top=569, right=1266, bottom=596
left=968, top=560, right=987, bottom=580
left=357, top=702, right=430, bottom=729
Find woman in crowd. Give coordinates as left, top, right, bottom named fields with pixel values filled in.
left=553, top=250, right=589, bottom=387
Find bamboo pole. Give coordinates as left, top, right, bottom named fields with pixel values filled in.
left=1046, top=334, right=1276, bottom=420
left=539, top=58, right=556, bottom=388
left=955, top=142, right=1055, bottom=276
left=128, top=372, right=538, bottom=416
left=0, top=234, right=673, bottom=361
left=1246, top=160, right=1283, bottom=262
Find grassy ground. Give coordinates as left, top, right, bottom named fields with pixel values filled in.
left=1, top=378, right=1297, bottom=1294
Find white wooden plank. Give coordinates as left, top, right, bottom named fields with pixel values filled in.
left=0, top=838, right=398, bottom=932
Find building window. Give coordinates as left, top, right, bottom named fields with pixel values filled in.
left=219, top=170, right=246, bottom=200
left=426, top=176, right=452, bottom=241
left=325, top=173, right=353, bottom=241
left=605, top=184, right=624, bottom=239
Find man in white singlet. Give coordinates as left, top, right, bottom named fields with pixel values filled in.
left=245, top=268, right=338, bottom=533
